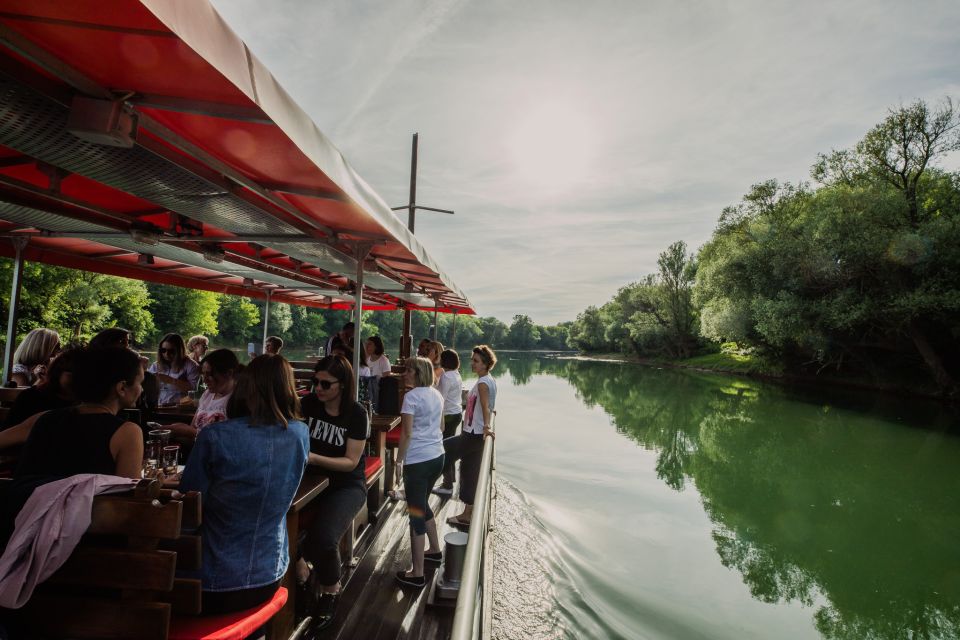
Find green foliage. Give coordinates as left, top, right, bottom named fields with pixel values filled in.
left=506, top=314, right=540, bottom=349
left=147, top=284, right=221, bottom=341
left=216, top=295, right=261, bottom=344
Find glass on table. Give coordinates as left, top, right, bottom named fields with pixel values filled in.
left=148, top=428, right=172, bottom=447
left=162, top=445, right=180, bottom=476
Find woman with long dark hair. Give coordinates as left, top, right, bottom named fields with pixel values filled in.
left=297, top=354, right=369, bottom=631
left=148, top=333, right=199, bottom=406
left=2, top=347, right=81, bottom=429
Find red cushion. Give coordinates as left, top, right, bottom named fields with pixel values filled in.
left=385, top=427, right=401, bottom=446
left=168, top=587, right=288, bottom=640
left=364, top=456, right=383, bottom=480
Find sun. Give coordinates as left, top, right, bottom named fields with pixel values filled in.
left=505, top=100, right=598, bottom=192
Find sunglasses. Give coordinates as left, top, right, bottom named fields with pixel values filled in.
left=313, top=379, right=340, bottom=390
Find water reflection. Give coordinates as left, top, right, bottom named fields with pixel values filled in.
left=498, top=356, right=960, bottom=640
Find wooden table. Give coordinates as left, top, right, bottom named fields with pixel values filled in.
left=274, top=470, right=330, bottom=638
left=150, top=403, right=197, bottom=424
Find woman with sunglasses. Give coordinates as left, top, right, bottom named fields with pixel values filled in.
left=148, top=333, right=199, bottom=407
left=296, top=355, right=369, bottom=631
left=395, top=356, right=445, bottom=589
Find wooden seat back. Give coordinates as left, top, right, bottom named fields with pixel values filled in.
left=17, top=479, right=202, bottom=640
left=0, top=386, right=25, bottom=406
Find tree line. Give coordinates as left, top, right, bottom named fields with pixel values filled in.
left=0, top=262, right=571, bottom=356
left=565, top=98, right=960, bottom=395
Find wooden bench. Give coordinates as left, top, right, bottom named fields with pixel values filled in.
left=10, top=478, right=286, bottom=640
left=0, top=386, right=26, bottom=427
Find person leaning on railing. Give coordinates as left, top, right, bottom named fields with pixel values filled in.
left=177, top=355, right=309, bottom=614
left=443, top=345, right=498, bottom=528
left=296, top=354, right=369, bottom=632
left=395, top=356, right=446, bottom=589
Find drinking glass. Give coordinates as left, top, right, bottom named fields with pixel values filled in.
left=162, top=445, right=180, bottom=476
left=149, top=429, right=172, bottom=447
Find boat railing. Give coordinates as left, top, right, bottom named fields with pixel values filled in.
left=450, top=412, right=496, bottom=640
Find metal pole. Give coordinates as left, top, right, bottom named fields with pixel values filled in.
left=432, top=298, right=439, bottom=341
left=451, top=311, right=458, bottom=350
left=3, top=237, right=28, bottom=384
left=401, top=132, right=418, bottom=360
left=352, top=245, right=369, bottom=401
left=261, top=290, right=271, bottom=353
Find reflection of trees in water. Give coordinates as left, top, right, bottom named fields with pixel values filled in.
left=532, top=355, right=960, bottom=640
left=500, top=356, right=540, bottom=386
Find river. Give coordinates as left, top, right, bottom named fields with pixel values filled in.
left=480, top=354, right=960, bottom=640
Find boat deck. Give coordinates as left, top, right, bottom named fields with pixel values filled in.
left=315, top=493, right=464, bottom=639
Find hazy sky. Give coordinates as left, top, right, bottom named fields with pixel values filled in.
left=210, top=0, right=960, bottom=324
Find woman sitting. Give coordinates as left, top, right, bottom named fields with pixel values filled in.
left=178, top=355, right=309, bottom=614
left=9, top=328, right=60, bottom=387
left=2, top=347, right=80, bottom=430
left=297, top=355, right=369, bottom=630
left=166, top=349, right=241, bottom=440
left=444, top=345, right=497, bottom=528
left=1, top=347, right=145, bottom=544
left=186, top=335, right=209, bottom=365
left=395, top=356, right=445, bottom=589
left=148, top=333, right=200, bottom=406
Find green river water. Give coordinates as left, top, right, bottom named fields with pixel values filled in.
left=480, top=354, right=960, bottom=640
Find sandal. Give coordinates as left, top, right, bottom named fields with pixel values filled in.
left=446, top=514, right=471, bottom=528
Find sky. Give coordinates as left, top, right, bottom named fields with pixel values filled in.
left=209, top=0, right=960, bottom=325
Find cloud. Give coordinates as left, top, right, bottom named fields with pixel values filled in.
left=211, top=0, right=960, bottom=323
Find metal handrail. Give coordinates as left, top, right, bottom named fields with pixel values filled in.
left=449, top=414, right=496, bottom=640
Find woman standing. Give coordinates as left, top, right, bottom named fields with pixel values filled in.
left=395, top=356, right=445, bottom=588
left=178, top=355, right=309, bottom=614
left=148, top=333, right=199, bottom=406
left=425, top=341, right=444, bottom=385
left=297, top=355, right=369, bottom=631
left=9, top=328, right=60, bottom=387
left=444, top=345, right=497, bottom=527
left=433, top=349, right=463, bottom=496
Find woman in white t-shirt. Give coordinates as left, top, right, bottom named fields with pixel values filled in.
left=364, top=335, right=392, bottom=378
left=395, top=356, right=445, bottom=589
left=444, top=345, right=497, bottom=528
left=433, top=349, right=463, bottom=496
left=167, top=349, right=240, bottom=440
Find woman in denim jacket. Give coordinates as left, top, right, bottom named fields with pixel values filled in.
left=179, top=354, right=309, bottom=614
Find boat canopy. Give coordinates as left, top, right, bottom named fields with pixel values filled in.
left=0, top=0, right=472, bottom=315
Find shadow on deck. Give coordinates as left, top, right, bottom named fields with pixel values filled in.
left=311, top=493, right=465, bottom=640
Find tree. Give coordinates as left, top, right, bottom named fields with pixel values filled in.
left=506, top=314, right=540, bottom=349
left=216, top=295, right=261, bottom=344
left=477, top=317, right=508, bottom=347
left=148, top=284, right=221, bottom=341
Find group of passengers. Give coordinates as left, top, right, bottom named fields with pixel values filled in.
left=0, top=324, right=497, bottom=634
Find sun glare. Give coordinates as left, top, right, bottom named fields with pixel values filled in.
left=506, top=101, right=598, bottom=192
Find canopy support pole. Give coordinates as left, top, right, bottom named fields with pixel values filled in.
left=261, top=289, right=272, bottom=353
left=3, top=237, right=27, bottom=384
left=400, top=304, right=412, bottom=362
left=352, top=244, right=371, bottom=401
left=432, top=298, right=439, bottom=341
left=451, top=311, right=458, bottom=350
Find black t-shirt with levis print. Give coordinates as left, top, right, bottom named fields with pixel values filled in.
left=300, top=395, right=367, bottom=488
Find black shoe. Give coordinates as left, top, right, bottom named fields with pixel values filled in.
left=312, top=592, right=339, bottom=631
left=296, top=579, right=316, bottom=620
left=395, top=571, right=426, bottom=589
left=424, top=551, right=442, bottom=564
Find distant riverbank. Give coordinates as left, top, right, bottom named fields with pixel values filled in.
left=564, top=351, right=951, bottom=402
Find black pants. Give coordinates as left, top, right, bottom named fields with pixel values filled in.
left=202, top=580, right=279, bottom=614
left=440, top=414, right=462, bottom=487
left=302, top=483, right=367, bottom=586
left=442, top=432, right=484, bottom=505
left=402, top=455, right=444, bottom=535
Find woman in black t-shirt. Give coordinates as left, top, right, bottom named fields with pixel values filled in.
left=297, top=355, right=368, bottom=632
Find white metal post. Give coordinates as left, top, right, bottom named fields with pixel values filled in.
left=351, top=245, right=370, bottom=401
left=3, top=237, right=27, bottom=383
left=261, top=289, right=271, bottom=353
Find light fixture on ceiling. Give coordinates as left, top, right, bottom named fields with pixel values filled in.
left=201, top=245, right=225, bottom=264
left=66, top=96, right=138, bottom=148
left=242, top=277, right=254, bottom=286
left=130, top=228, right=160, bottom=246
left=137, top=253, right=155, bottom=265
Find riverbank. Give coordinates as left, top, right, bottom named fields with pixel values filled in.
left=565, top=351, right=950, bottom=402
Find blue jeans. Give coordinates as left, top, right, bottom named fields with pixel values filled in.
left=403, top=455, right=444, bottom=535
